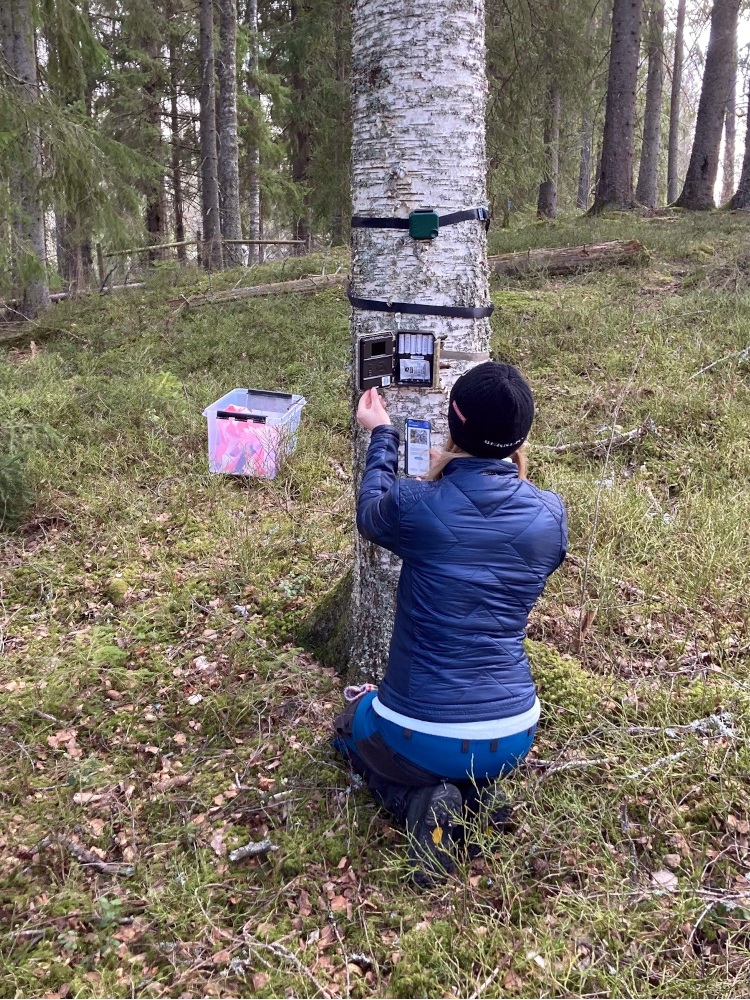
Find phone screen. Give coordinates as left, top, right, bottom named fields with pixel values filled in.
left=405, top=419, right=431, bottom=477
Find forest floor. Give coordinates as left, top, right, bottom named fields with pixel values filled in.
left=1, top=211, right=750, bottom=999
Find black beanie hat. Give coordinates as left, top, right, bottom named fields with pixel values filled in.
left=447, top=361, right=534, bottom=459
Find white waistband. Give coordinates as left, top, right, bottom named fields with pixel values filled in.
left=372, top=696, right=540, bottom=741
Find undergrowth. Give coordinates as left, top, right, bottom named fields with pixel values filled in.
left=1, top=215, right=749, bottom=998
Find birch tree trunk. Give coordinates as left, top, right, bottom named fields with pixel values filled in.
left=591, top=0, right=644, bottom=212
left=538, top=84, right=561, bottom=219
left=245, top=0, right=261, bottom=265
left=720, top=32, right=737, bottom=205
left=346, top=0, right=492, bottom=682
left=635, top=0, right=665, bottom=208
left=199, top=0, right=224, bottom=270
left=674, top=0, right=740, bottom=211
left=217, top=0, right=243, bottom=264
left=667, top=0, right=686, bottom=204
left=2, top=0, right=50, bottom=318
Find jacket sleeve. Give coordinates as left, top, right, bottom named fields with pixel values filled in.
left=356, top=425, right=402, bottom=555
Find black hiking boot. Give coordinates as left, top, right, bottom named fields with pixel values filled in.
left=405, top=783, right=462, bottom=888
left=473, top=784, right=512, bottom=831
left=457, top=783, right=513, bottom=859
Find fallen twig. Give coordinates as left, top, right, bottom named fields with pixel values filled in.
left=34, top=834, right=134, bottom=876
left=527, top=715, right=732, bottom=780
left=690, top=345, right=750, bottom=379
left=627, top=751, right=689, bottom=781
left=623, top=712, right=737, bottom=740
left=469, top=965, right=501, bottom=999
left=228, top=838, right=277, bottom=862
left=170, top=273, right=348, bottom=309
left=330, top=916, right=350, bottom=998
left=526, top=756, right=615, bottom=775
left=539, top=417, right=656, bottom=456
left=244, top=933, right=331, bottom=998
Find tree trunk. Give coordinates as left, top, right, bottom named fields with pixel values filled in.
left=674, top=0, right=740, bottom=211
left=245, top=0, right=261, bottom=265
left=145, top=189, right=168, bottom=259
left=577, top=8, right=596, bottom=212
left=720, top=29, right=737, bottom=205
left=289, top=0, right=311, bottom=255
left=142, top=34, right=167, bottom=260
left=1, top=0, right=50, bottom=318
left=592, top=2, right=613, bottom=201
left=346, top=0, right=492, bottom=682
left=55, top=211, right=88, bottom=294
left=537, top=84, right=561, bottom=219
left=667, top=0, right=686, bottom=204
left=330, top=0, right=351, bottom=246
left=169, top=26, right=187, bottom=263
left=728, top=71, right=750, bottom=209
left=217, top=0, right=243, bottom=264
left=199, top=0, right=224, bottom=270
left=635, top=0, right=665, bottom=208
left=577, top=116, right=593, bottom=209
left=291, top=114, right=311, bottom=252
left=591, top=0, right=644, bottom=213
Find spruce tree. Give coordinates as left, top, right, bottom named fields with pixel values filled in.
left=591, top=0, right=644, bottom=213
left=675, top=0, right=741, bottom=210
left=1, top=0, right=50, bottom=317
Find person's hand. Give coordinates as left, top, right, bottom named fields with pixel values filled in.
left=356, top=388, right=391, bottom=430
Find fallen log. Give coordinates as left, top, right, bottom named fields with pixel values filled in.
left=171, top=272, right=348, bottom=308
left=489, top=239, right=646, bottom=277
left=1, top=282, right=145, bottom=313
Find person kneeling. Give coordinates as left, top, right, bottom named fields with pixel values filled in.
left=334, top=363, right=567, bottom=886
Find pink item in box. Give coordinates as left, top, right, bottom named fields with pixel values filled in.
left=203, top=388, right=307, bottom=479
left=212, top=404, right=271, bottom=475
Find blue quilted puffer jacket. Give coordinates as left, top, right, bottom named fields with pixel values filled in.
left=357, top=425, right=568, bottom=723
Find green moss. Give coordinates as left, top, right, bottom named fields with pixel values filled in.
left=104, top=577, right=128, bottom=605
left=526, top=639, right=598, bottom=713
left=90, top=643, right=128, bottom=667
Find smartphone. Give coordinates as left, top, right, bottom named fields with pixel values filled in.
left=405, top=418, right=431, bottom=477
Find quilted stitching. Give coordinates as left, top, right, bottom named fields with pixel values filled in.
left=358, top=437, right=567, bottom=724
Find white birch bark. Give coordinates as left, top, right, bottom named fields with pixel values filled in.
left=347, top=0, right=491, bottom=681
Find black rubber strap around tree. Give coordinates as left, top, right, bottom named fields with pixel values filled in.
left=347, top=289, right=494, bottom=320
left=351, top=207, right=490, bottom=230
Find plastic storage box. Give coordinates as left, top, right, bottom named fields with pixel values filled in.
left=203, top=388, right=307, bottom=479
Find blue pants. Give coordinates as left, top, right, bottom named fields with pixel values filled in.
left=333, top=691, right=536, bottom=825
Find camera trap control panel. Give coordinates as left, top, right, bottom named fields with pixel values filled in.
left=358, top=331, right=437, bottom=391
